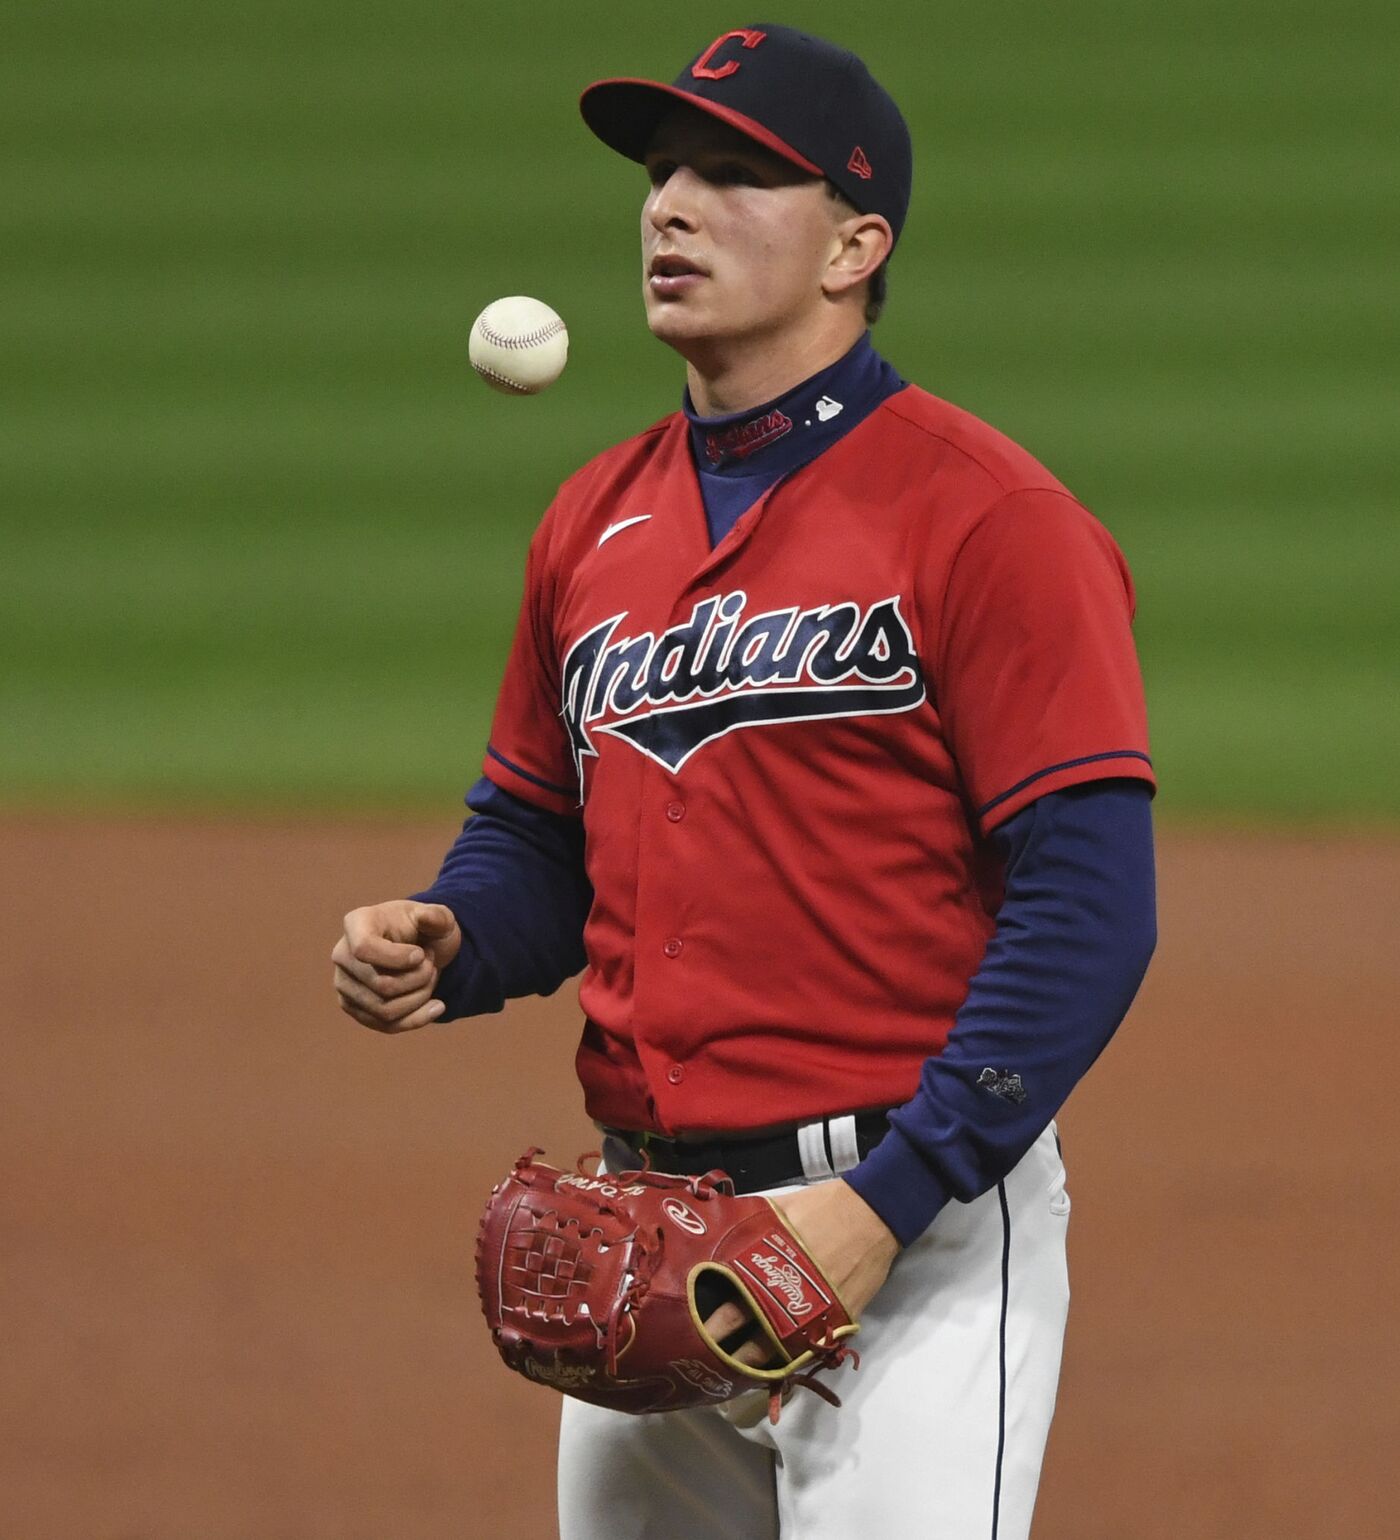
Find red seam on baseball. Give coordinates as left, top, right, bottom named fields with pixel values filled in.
left=472, top=360, right=537, bottom=393
left=478, top=319, right=566, bottom=350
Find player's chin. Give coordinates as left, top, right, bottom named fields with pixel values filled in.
left=643, top=289, right=713, bottom=342
left=645, top=308, right=748, bottom=363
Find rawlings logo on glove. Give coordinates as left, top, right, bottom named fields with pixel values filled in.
left=742, top=1247, right=815, bottom=1317
left=475, top=1149, right=860, bottom=1423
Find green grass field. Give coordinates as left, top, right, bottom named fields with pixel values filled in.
left=4, top=1, right=1397, bottom=820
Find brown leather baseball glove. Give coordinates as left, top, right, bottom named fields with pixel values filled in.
left=475, top=1148, right=860, bottom=1424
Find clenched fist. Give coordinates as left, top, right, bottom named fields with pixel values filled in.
left=331, top=900, right=462, bottom=1033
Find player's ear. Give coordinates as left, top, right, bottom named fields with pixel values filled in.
left=822, top=212, right=893, bottom=301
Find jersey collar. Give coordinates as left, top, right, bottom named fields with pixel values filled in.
left=682, top=332, right=902, bottom=480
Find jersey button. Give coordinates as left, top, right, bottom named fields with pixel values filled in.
left=662, top=937, right=683, bottom=959
left=667, top=1064, right=685, bottom=1085
left=665, top=801, right=686, bottom=822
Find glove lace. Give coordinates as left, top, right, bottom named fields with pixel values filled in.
left=767, top=1337, right=861, bottom=1425
left=601, top=1223, right=664, bottom=1375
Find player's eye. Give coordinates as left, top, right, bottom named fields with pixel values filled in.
left=646, top=159, right=677, bottom=187
left=711, top=161, right=761, bottom=186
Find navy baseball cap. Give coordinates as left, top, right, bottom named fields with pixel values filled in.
left=580, top=23, right=913, bottom=244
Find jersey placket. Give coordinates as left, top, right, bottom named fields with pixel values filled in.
left=628, top=475, right=786, bottom=1130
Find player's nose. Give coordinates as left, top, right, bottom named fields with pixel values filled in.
left=645, top=167, right=703, bottom=234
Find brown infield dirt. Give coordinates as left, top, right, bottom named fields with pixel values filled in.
left=1, top=815, right=1396, bottom=1539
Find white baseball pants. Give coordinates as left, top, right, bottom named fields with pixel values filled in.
left=557, top=1121, right=1071, bottom=1539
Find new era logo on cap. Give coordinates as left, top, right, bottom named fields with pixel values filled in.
left=847, top=146, right=873, bottom=180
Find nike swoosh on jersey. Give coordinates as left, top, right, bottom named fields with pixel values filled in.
left=597, top=515, right=652, bottom=548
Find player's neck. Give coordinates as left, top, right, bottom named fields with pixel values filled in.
left=683, top=319, right=866, bottom=418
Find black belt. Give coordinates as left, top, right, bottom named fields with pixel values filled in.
left=604, top=1111, right=891, bottom=1195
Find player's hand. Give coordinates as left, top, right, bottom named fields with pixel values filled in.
left=700, top=1179, right=899, bottom=1367
left=331, top=900, right=462, bottom=1033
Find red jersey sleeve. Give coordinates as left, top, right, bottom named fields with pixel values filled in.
left=934, top=487, right=1155, bottom=832
left=479, top=516, right=580, bottom=817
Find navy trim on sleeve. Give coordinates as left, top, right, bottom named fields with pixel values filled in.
left=978, top=749, right=1153, bottom=817
left=486, top=743, right=578, bottom=802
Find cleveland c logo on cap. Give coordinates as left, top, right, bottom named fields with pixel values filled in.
left=692, top=28, right=767, bottom=80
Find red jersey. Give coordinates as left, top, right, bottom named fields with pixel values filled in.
left=481, top=385, right=1154, bottom=1135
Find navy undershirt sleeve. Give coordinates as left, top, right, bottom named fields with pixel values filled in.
left=844, top=779, right=1157, bottom=1247
left=409, top=776, right=591, bottom=1020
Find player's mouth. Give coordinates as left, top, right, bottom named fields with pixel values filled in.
left=648, top=252, right=708, bottom=298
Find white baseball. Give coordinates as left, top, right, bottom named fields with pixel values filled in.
left=469, top=296, right=569, bottom=395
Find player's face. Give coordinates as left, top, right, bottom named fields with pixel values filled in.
left=641, top=107, right=845, bottom=355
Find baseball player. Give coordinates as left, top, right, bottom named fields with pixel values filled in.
left=332, top=23, right=1157, bottom=1538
